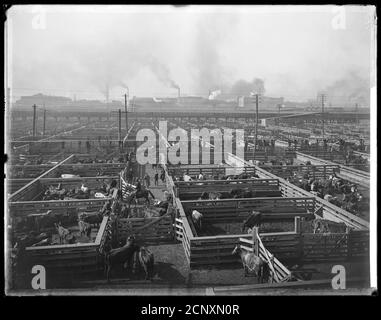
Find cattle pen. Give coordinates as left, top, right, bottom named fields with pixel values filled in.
left=6, top=110, right=373, bottom=293
left=164, top=162, right=369, bottom=283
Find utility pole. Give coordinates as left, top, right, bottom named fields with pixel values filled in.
left=43, top=107, right=46, bottom=136
left=118, top=109, right=122, bottom=149
left=355, top=103, right=359, bottom=125
left=124, top=91, right=128, bottom=133
left=32, top=104, right=37, bottom=138
left=320, top=94, right=326, bottom=140
left=254, top=94, right=260, bottom=153
left=277, top=103, right=282, bottom=139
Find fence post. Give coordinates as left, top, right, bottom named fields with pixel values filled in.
left=294, top=216, right=301, bottom=234
left=346, top=227, right=351, bottom=260
left=252, top=227, right=259, bottom=256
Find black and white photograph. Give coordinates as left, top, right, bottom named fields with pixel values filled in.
left=4, top=5, right=377, bottom=297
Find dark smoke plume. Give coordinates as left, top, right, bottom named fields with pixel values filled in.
left=323, top=71, right=370, bottom=106
left=229, top=78, right=265, bottom=96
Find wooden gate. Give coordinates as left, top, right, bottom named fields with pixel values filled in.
left=174, top=217, right=184, bottom=241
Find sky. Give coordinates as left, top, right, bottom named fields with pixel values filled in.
left=5, top=5, right=376, bottom=104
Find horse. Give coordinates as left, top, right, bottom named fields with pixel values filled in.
left=232, top=244, right=269, bottom=283
left=104, top=236, right=139, bottom=282
left=128, top=189, right=155, bottom=205
left=137, top=246, right=155, bottom=280
left=242, top=211, right=262, bottom=233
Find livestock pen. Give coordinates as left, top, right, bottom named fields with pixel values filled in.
left=165, top=163, right=369, bottom=275
left=11, top=215, right=113, bottom=289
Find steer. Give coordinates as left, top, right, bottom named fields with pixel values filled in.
left=79, top=212, right=103, bottom=227
left=54, top=222, right=70, bottom=244
left=242, top=211, right=262, bottom=233
left=191, top=210, right=203, bottom=231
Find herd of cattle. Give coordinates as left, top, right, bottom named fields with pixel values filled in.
left=288, top=173, right=368, bottom=218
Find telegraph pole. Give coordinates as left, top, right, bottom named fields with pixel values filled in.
left=254, top=94, right=260, bottom=153
left=118, top=109, right=122, bottom=149
left=320, top=94, right=326, bottom=140
left=32, top=104, right=37, bottom=138
left=42, top=107, right=46, bottom=136
left=355, top=103, right=359, bottom=125
left=124, top=92, right=128, bottom=133
left=277, top=103, right=282, bottom=139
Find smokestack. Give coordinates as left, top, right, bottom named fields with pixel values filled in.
left=177, top=87, right=180, bottom=103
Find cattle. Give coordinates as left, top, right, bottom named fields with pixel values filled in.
left=104, top=236, right=140, bottom=282
left=79, top=212, right=103, bottom=227
left=80, top=184, right=89, bottom=193
left=16, top=231, right=52, bottom=248
left=191, top=210, right=203, bottom=231
left=54, top=222, right=70, bottom=244
left=232, top=244, right=270, bottom=283
left=242, top=211, right=262, bottom=233
left=78, top=219, right=92, bottom=238
left=312, top=218, right=349, bottom=234
left=199, top=192, right=221, bottom=200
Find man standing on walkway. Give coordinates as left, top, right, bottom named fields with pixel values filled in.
left=154, top=172, right=159, bottom=186
left=160, top=170, right=165, bottom=183
left=144, top=173, right=151, bottom=188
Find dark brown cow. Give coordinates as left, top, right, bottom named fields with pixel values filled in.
left=242, top=211, right=262, bottom=233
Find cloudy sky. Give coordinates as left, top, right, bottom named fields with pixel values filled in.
left=6, top=5, right=375, bottom=103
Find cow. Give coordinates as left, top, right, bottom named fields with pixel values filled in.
left=104, top=236, right=140, bottom=282
left=79, top=212, right=103, bottom=227
left=54, top=222, right=70, bottom=244
left=242, top=211, right=262, bottom=233
left=191, top=210, right=203, bottom=231
left=78, top=219, right=92, bottom=238
left=312, top=218, right=349, bottom=234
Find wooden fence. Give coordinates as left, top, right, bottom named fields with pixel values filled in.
left=175, top=178, right=281, bottom=200
left=167, top=165, right=256, bottom=178
left=115, top=214, right=174, bottom=243
left=9, top=198, right=112, bottom=218
left=181, top=197, right=315, bottom=223
left=185, top=226, right=369, bottom=267
left=18, top=216, right=111, bottom=285
left=8, top=175, right=119, bottom=195
left=259, top=165, right=340, bottom=180
left=8, top=163, right=125, bottom=179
